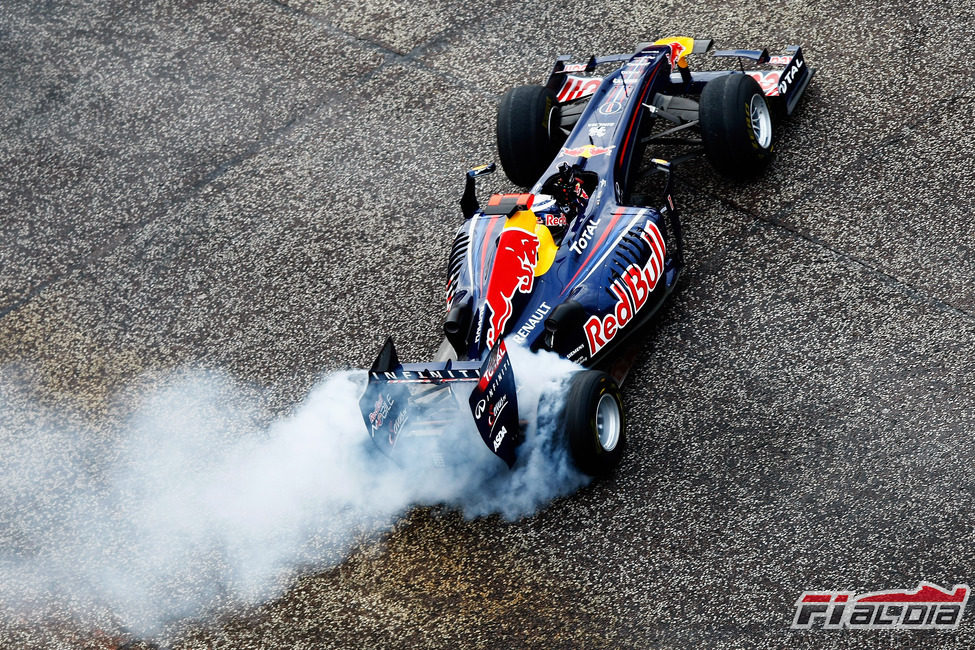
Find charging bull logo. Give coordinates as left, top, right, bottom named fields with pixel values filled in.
left=561, top=144, right=615, bottom=159
left=485, top=227, right=539, bottom=348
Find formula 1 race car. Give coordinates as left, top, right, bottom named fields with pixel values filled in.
left=360, top=37, right=813, bottom=476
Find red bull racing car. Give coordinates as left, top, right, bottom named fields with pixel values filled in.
left=360, top=37, right=814, bottom=476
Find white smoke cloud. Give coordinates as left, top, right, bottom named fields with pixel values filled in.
left=0, top=347, right=588, bottom=638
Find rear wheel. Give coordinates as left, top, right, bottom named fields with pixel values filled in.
left=497, top=85, right=562, bottom=188
left=699, top=74, right=774, bottom=179
left=562, top=370, right=626, bottom=476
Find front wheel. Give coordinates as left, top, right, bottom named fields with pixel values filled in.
left=562, top=370, right=626, bottom=476
left=699, top=74, right=774, bottom=179
left=497, top=85, right=562, bottom=187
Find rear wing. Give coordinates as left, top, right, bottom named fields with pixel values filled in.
left=358, top=338, right=522, bottom=467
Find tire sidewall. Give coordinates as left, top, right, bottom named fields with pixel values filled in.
left=699, top=74, right=775, bottom=179
left=496, top=85, right=561, bottom=187
left=564, top=371, right=626, bottom=476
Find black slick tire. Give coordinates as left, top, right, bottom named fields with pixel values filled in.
left=699, top=74, right=775, bottom=179
left=496, top=85, right=561, bottom=188
left=562, top=370, right=626, bottom=477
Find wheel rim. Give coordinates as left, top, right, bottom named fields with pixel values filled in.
left=546, top=105, right=558, bottom=140
left=595, top=393, right=621, bottom=451
left=749, top=93, right=772, bottom=149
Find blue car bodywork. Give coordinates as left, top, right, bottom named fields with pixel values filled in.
left=360, top=38, right=814, bottom=468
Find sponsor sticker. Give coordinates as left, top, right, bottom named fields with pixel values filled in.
left=747, top=70, right=782, bottom=96
left=557, top=76, right=602, bottom=102
left=560, top=144, right=615, bottom=159
left=469, top=340, right=520, bottom=467
left=477, top=341, right=508, bottom=392
left=366, top=391, right=408, bottom=447
left=485, top=227, right=539, bottom=348
left=511, top=301, right=552, bottom=344
left=487, top=393, right=509, bottom=431
left=368, top=394, right=393, bottom=434
left=370, top=368, right=478, bottom=383
left=598, top=57, right=650, bottom=114
left=777, top=52, right=805, bottom=95
left=492, top=425, right=508, bottom=451
left=583, top=219, right=665, bottom=356
left=569, top=216, right=600, bottom=254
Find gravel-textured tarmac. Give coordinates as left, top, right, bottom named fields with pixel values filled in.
left=3, top=0, right=975, bottom=648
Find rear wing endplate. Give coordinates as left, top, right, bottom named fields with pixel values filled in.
left=358, top=338, right=521, bottom=467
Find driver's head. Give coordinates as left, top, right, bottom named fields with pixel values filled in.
left=552, top=163, right=589, bottom=218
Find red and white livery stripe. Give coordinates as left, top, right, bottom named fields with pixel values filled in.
left=556, top=75, right=602, bottom=103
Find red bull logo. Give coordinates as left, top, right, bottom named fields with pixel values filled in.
left=653, top=36, right=694, bottom=68
left=584, top=219, right=665, bottom=356
left=485, top=226, right=539, bottom=348
left=560, top=144, right=615, bottom=159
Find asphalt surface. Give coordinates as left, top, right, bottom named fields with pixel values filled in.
left=2, top=0, right=975, bottom=648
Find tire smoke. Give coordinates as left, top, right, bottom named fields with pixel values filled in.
left=0, top=348, right=587, bottom=636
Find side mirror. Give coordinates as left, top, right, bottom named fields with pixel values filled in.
left=461, top=163, right=497, bottom=218
left=467, top=163, right=496, bottom=178
left=650, top=158, right=672, bottom=174
left=650, top=158, right=678, bottom=216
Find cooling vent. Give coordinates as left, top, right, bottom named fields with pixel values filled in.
left=604, top=225, right=651, bottom=295
left=445, top=232, right=469, bottom=304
